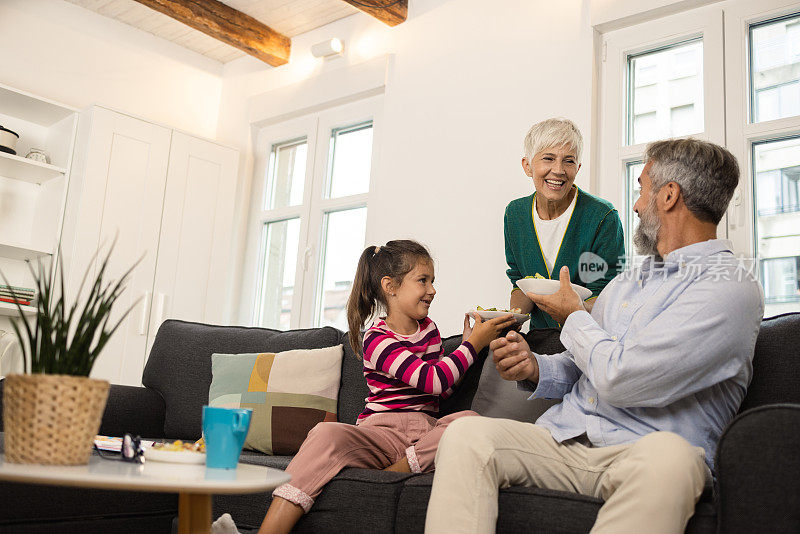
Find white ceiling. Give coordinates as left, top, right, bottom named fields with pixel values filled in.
left=66, top=0, right=360, bottom=64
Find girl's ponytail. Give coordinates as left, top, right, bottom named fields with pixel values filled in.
left=347, top=246, right=379, bottom=355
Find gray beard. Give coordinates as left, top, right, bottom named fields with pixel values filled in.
left=633, top=196, right=661, bottom=258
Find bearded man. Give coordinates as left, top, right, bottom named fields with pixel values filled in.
left=424, top=138, right=764, bottom=534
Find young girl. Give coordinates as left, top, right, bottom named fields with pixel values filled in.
left=256, top=239, right=516, bottom=534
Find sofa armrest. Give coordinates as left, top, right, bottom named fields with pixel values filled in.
left=98, top=384, right=167, bottom=438
left=715, top=403, right=800, bottom=533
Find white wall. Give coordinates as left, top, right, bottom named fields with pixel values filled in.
left=0, top=0, right=223, bottom=138
left=220, top=0, right=597, bottom=335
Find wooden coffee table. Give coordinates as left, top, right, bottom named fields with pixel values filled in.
left=0, top=453, right=290, bottom=534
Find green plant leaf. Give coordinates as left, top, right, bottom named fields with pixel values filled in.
left=0, top=243, right=140, bottom=376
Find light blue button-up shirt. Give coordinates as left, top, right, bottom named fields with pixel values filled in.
left=528, top=239, right=764, bottom=468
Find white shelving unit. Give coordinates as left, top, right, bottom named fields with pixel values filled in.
left=0, top=151, right=66, bottom=184
left=0, top=83, right=78, bottom=319
left=0, top=301, right=36, bottom=317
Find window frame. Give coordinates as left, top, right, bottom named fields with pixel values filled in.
left=242, top=95, right=383, bottom=329
left=597, top=6, right=726, bottom=259
left=724, top=0, right=800, bottom=261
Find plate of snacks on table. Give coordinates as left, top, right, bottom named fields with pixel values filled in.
left=145, top=438, right=206, bottom=464
left=516, top=273, right=592, bottom=301
left=470, top=306, right=529, bottom=326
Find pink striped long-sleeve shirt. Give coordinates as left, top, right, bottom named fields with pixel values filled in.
left=357, top=317, right=477, bottom=422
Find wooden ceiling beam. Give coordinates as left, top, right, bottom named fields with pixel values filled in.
left=132, top=0, right=291, bottom=66
left=340, top=0, right=407, bottom=26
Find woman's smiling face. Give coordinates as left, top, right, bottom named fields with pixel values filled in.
left=523, top=145, right=580, bottom=204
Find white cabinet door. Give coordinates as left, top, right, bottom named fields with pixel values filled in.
left=66, top=107, right=171, bottom=386
left=145, top=132, right=239, bottom=358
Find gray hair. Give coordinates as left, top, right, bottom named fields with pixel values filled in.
left=523, top=118, right=584, bottom=164
left=644, top=138, right=739, bottom=224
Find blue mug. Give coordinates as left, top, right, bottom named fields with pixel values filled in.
left=202, top=406, right=252, bottom=469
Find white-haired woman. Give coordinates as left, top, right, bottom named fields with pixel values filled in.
left=506, top=118, right=625, bottom=329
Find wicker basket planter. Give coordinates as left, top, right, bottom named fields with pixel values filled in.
left=3, top=374, right=109, bottom=465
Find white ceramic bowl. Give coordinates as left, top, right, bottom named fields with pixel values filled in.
left=470, top=309, right=529, bottom=326
left=516, top=278, right=592, bottom=300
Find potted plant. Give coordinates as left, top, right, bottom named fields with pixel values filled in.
left=2, top=246, right=138, bottom=465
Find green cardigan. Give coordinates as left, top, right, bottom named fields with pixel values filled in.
left=504, top=187, right=626, bottom=329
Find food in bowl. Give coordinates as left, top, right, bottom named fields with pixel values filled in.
left=476, top=305, right=523, bottom=314
left=145, top=438, right=207, bottom=464
left=471, top=306, right=529, bottom=326
left=151, top=438, right=205, bottom=453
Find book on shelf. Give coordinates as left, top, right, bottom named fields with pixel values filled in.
left=0, top=285, right=36, bottom=298
left=0, top=294, right=35, bottom=302
left=0, top=289, right=35, bottom=298
left=0, top=291, right=36, bottom=300
left=0, top=284, right=36, bottom=292
left=0, top=297, right=32, bottom=306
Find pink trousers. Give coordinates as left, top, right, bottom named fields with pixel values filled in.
left=272, top=410, right=478, bottom=512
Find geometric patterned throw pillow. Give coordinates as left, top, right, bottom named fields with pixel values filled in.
left=208, top=345, right=343, bottom=455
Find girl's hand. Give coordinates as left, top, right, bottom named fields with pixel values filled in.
left=462, top=313, right=475, bottom=342
left=466, top=314, right=518, bottom=351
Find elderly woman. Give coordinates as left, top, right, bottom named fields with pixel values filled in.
left=506, top=118, right=625, bottom=329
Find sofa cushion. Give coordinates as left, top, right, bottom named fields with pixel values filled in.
left=238, top=450, right=293, bottom=470
left=337, top=333, right=370, bottom=425
left=213, top=468, right=415, bottom=533
left=143, top=320, right=342, bottom=439
left=471, top=328, right=565, bottom=421
left=739, top=312, right=800, bottom=413
left=209, top=346, right=343, bottom=455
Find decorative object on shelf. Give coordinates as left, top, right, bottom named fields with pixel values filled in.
left=1, top=244, right=140, bottom=465
left=0, top=125, right=20, bottom=155
left=24, top=149, right=49, bottom=164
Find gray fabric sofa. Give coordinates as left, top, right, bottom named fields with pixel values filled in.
left=1, top=313, right=799, bottom=533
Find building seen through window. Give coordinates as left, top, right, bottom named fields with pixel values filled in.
left=754, top=136, right=800, bottom=312
left=751, top=14, right=800, bottom=123
left=628, top=40, right=704, bottom=145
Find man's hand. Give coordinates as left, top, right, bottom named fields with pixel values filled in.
left=490, top=330, right=539, bottom=383
left=528, top=266, right=585, bottom=324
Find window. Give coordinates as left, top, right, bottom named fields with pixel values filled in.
left=625, top=161, right=645, bottom=255
left=245, top=96, right=381, bottom=330
left=254, top=218, right=301, bottom=330
left=628, top=39, right=704, bottom=145
left=727, top=2, right=800, bottom=317
left=753, top=136, right=800, bottom=314
left=600, top=0, right=800, bottom=317
left=598, top=7, right=724, bottom=260
left=751, top=14, right=800, bottom=122
left=761, top=256, right=800, bottom=302
left=756, top=164, right=800, bottom=215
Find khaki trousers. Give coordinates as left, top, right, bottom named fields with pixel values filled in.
left=424, top=417, right=710, bottom=534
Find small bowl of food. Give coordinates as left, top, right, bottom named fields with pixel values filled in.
left=470, top=306, right=529, bottom=326
left=516, top=274, right=592, bottom=300
left=145, top=439, right=206, bottom=464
